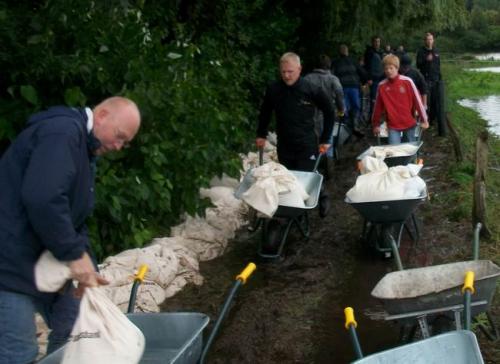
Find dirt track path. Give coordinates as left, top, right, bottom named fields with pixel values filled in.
left=162, top=129, right=499, bottom=363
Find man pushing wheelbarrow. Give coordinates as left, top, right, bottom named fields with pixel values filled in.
left=255, top=52, right=336, bottom=219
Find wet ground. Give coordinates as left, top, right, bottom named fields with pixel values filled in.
left=161, top=126, right=499, bottom=363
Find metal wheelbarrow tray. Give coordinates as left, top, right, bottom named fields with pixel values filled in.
left=235, top=169, right=323, bottom=216
left=357, top=141, right=423, bottom=167
left=38, top=312, right=209, bottom=364
left=352, top=330, right=484, bottom=364
left=345, top=192, right=427, bottom=224
left=371, top=260, right=500, bottom=317
left=235, top=168, right=323, bottom=258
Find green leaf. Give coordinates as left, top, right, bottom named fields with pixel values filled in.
left=20, top=85, right=38, bottom=105
left=64, top=87, right=87, bottom=106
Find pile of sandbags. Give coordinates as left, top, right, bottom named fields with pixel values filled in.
left=99, top=173, right=248, bottom=313
left=346, top=156, right=426, bottom=203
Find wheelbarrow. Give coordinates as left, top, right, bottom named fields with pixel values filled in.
left=371, top=223, right=500, bottom=341
left=235, top=150, right=324, bottom=260
left=345, top=191, right=427, bottom=268
left=38, top=262, right=257, bottom=364
left=344, top=271, right=485, bottom=363
left=357, top=141, right=424, bottom=167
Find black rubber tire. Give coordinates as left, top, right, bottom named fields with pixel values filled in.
left=262, top=219, right=283, bottom=254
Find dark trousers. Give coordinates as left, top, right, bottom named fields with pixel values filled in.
left=428, top=81, right=440, bottom=124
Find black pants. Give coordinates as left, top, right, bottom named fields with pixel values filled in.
left=428, top=81, right=440, bottom=124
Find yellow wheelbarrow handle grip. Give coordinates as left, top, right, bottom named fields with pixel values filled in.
left=135, top=264, right=149, bottom=283
left=344, top=307, right=358, bottom=330
left=236, top=263, right=257, bottom=284
left=462, top=271, right=475, bottom=294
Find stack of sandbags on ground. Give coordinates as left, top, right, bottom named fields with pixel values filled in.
left=99, top=240, right=203, bottom=312
left=364, top=143, right=420, bottom=159
left=346, top=156, right=426, bottom=203
left=99, top=174, right=246, bottom=312
left=240, top=161, right=309, bottom=217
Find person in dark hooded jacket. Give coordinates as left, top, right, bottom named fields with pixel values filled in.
left=0, top=96, right=140, bottom=364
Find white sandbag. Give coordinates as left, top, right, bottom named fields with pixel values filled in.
left=365, top=144, right=419, bottom=159
left=346, top=163, right=426, bottom=203
left=62, top=287, right=145, bottom=364
left=101, top=245, right=179, bottom=289
left=34, top=251, right=145, bottom=364
left=35, top=250, right=71, bottom=292
left=209, top=173, right=240, bottom=189
left=359, top=156, right=389, bottom=174
left=241, top=162, right=309, bottom=217
left=199, top=186, right=242, bottom=210
left=171, top=214, right=229, bottom=245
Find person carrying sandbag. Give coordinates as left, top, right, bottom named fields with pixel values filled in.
left=0, top=97, right=141, bottom=364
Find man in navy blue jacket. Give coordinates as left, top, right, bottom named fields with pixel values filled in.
left=0, top=96, right=140, bottom=363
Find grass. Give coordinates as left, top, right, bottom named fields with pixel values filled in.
left=441, top=55, right=500, bottom=363
left=442, top=55, right=500, bottom=246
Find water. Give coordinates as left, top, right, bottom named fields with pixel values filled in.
left=475, top=53, right=500, bottom=61
left=458, top=96, right=500, bottom=137
left=466, top=67, right=500, bottom=73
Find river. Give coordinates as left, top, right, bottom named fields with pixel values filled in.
left=459, top=53, right=500, bottom=137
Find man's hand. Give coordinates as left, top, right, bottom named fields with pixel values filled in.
left=69, top=252, right=109, bottom=289
left=420, top=120, right=429, bottom=130
left=373, top=126, right=381, bottom=136
left=319, top=144, right=331, bottom=154
left=255, top=138, right=266, bottom=149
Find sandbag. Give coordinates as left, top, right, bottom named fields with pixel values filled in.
left=365, top=144, right=419, bottom=159
left=241, top=162, right=309, bottom=217
left=346, top=159, right=426, bottom=203
left=62, top=287, right=145, bottom=364
left=34, top=251, right=145, bottom=364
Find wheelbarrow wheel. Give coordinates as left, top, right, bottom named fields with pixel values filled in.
left=262, top=219, right=283, bottom=254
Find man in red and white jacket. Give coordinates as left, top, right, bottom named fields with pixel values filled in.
left=372, top=54, right=429, bottom=144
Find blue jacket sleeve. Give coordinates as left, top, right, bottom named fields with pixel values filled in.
left=21, top=132, right=87, bottom=261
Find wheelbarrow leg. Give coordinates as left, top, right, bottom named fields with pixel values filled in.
left=417, top=315, right=431, bottom=339
left=294, top=212, right=310, bottom=239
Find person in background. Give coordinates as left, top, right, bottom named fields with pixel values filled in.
left=332, top=44, right=368, bottom=137
left=395, top=44, right=407, bottom=60
left=416, top=32, right=441, bottom=125
left=372, top=55, right=429, bottom=144
left=400, top=54, right=428, bottom=107
left=256, top=52, right=334, bottom=217
left=304, top=54, right=345, bottom=154
left=383, top=43, right=393, bottom=57
left=363, top=35, right=385, bottom=118
left=0, top=96, right=141, bottom=364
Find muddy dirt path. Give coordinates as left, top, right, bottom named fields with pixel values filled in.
left=162, top=129, right=499, bottom=363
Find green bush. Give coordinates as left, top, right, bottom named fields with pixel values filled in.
left=0, top=1, right=298, bottom=259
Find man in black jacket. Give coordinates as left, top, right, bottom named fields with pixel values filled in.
left=256, top=52, right=334, bottom=217
left=416, top=32, right=441, bottom=124
left=363, top=35, right=384, bottom=117
left=0, top=97, right=140, bottom=363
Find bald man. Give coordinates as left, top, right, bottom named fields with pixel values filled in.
left=0, top=96, right=140, bottom=363
left=256, top=52, right=335, bottom=217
